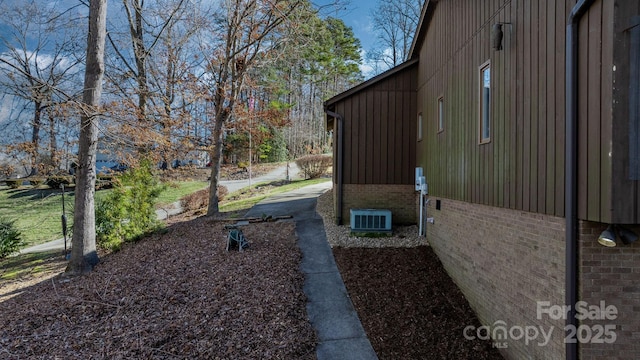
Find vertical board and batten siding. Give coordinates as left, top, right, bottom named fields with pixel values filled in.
left=612, top=0, right=640, bottom=224
left=416, top=0, right=620, bottom=223
left=331, top=64, right=418, bottom=186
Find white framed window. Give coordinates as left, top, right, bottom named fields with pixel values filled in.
left=437, top=96, right=444, bottom=133
left=479, top=61, right=491, bottom=144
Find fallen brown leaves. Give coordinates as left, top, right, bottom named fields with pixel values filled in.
left=0, top=218, right=316, bottom=359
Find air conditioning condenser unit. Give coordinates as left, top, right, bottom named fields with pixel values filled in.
left=350, top=209, right=392, bottom=233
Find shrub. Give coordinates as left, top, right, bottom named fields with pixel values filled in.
left=95, top=160, right=165, bottom=251
left=237, top=161, right=249, bottom=171
left=96, top=174, right=114, bottom=189
left=46, top=175, right=72, bottom=189
left=219, top=185, right=228, bottom=201
left=295, top=155, right=333, bottom=179
left=181, top=188, right=208, bottom=212
left=0, top=217, right=23, bottom=259
left=29, top=177, right=45, bottom=187
left=180, top=185, right=228, bottom=212
left=5, top=180, right=21, bottom=189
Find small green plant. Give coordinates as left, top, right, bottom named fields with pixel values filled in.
left=295, top=155, right=332, bottom=179
left=95, top=160, right=165, bottom=251
left=0, top=217, right=24, bottom=259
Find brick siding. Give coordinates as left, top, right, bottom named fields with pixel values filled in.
left=340, top=184, right=417, bottom=225
left=425, top=197, right=566, bottom=360
left=578, top=222, right=640, bottom=360
left=336, top=190, right=640, bottom=359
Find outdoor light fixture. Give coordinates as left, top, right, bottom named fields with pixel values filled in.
left=491, top=22, right=512, bottom=51
left=597, top=225, right=617, bottom=247
left=492, top=24, right=504, bottom=50
left=597, top=225, right=639, bottom=247
left=618, top=226, right=639, bottom=245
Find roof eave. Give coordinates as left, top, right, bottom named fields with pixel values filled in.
left=324, top=58, right=419, bottom=108
left=408, top=0, right=436, bottom=59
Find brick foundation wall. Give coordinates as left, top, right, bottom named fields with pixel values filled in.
left=425, top=197, right=566, bottom=360
left=340, top=184, right=417, bottom=225
left=578, top=222, right=640, bottom=360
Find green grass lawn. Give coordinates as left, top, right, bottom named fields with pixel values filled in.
left=0, top=177, right=330, bottom=249
left=156, top=181, right=209, bottom=206
left=0, top=181, right=209, bottom=248
left=0, top=186, right=81, bottom=247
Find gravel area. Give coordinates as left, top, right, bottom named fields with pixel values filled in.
left=316, top=190, right=427, bottom=248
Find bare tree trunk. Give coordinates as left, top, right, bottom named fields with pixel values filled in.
left=67, top=0, right=107, bottom=274
left=48, top=111, right=58, bottom=170
left=124, top=0, right=148, bottom=120
left=206, top=114, right=226, bottom=215
left=30, top=102, right=42, bottom=176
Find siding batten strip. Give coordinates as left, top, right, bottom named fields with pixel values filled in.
left=629, top=16, right=640, bottom=180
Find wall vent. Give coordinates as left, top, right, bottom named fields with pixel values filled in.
left=350, top=209, right=392, bottom=232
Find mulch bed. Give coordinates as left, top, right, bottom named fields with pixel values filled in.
left=2, top=207, right=505, bottom=359
left=0, top=218, right=316, bottom=359
left=333, top=246, right=504, bottom=360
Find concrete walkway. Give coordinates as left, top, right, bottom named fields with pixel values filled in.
left=19, top=163, right=300, bottom=254
left=221, top=162, right=299, bottom=193
left=244, top=182, right=378, bottom=360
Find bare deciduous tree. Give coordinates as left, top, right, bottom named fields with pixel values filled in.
left=0, top=1, right=84, bottom=175
left=67, top=0, right=108, bottom=274
left=103, top=0, right=206, bottom=164
left=204, top=0, right=303, bottom=215
left=368, top=0, right=422, bottom=72
left=120, top=0, right=186, bottom=120
left=149, top=1, right=207, bottom=165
